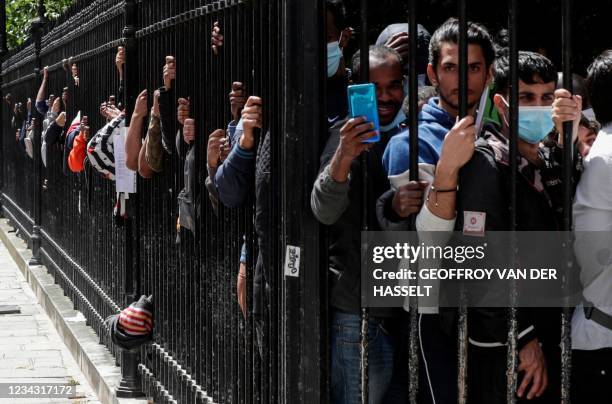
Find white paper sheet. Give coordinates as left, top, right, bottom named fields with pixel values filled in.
left=114, top=125, right=137, bottom=194
left=474, top=85, right=490, bottom=139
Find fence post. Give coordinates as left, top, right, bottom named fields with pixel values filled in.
left=560, top=1, right=574, bottom=402
left=282, top=0, right=324, bottom=402
left=407, top=1, right=421, bottom=402
left=115, top=0, right=144, bottom=398
left=0, top=0, right=6, bottom=204
left=456, top=2, right=469, bottom=402
left=28, top=0, right=47, bottom=266
left=0, top=0, right=5, bottom=60
left=506, top=1, right=520, bottom=402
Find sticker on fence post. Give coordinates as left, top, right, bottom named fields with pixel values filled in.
left=114, top=125, right=137, bottom=194
left=284, top=245, right=301, bottom=277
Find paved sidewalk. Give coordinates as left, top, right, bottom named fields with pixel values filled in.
left=0, top=242, right=100, bottom=404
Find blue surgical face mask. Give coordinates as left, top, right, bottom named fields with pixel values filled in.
left=501, top=97, right=554, bottom=144
left=518, top=106, right=554, bottom=144
left=327, top=41, right=342, bottom=78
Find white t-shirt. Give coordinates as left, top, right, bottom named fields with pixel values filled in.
left=571, top=125, right=612, bottom=350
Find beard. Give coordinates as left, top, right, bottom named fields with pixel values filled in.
left=379, top=100, right=401, bottom=111
left=378, top=100, right=402, bottom=123
left=438, top=88, right=478, bottom=111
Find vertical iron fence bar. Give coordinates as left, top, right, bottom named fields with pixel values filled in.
left=264, top=0, right=274, bottom=400
left=269, top=0, right=278, bottom=399
left=116, top=0, right=144, bottom=397
left=159, top=3, right=170, bottom=396
left=282, top=0, right=324, bottom=401
left=319, top=0, right=331, bottom=401
left=190, top=9, right=198, bottom=403
left=560, top=0, right=573, bottom=402
left=180, top=16, right=187, bottom=402
left=130, top=3, right=144, bottom=393
left=29, top=0, right=47, bottom=266
left=457, top=1, right=469, bottom=403
left=407, top=1, right=420, bottom=402
left=506, top=0, right=519, bottom=402
left=204, top=6, right=213, bottom=399
left=0, top=0, right=4, bottom=59
left=192, top=8, right=200, bottom=402
left=271, top=0, right=280, bottom=400
left=176, top=14, right=185, bottom=400
left=229, top=4, right=240, bottom=403
left=252, top=0, right=263, bottom=400
left=0, top=0, right=5, bottom=200
left=214, top=4, right=222, bottom=401
left=250, top=0, right=259, bottom=399
left=222, top=3, right=230, bottom=403
left=457, top=0, right=468, bottom=118
left=202, top=5, right=210, bottom=400
left=240, top=3, right=255, bottom=402
left=358, top=0, right=369, bottom=402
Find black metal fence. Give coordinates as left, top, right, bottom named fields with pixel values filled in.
left=1, top=0, right=324, bottom=403
left=0, top=0, right=595, bottom=403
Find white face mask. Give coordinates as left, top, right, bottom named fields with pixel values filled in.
left=327, top=32, right=344, bottom=78
left=380, top=109, right=407, bottom=132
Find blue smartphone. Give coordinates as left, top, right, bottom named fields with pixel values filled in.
left=347, top=83, right=380, bottom=143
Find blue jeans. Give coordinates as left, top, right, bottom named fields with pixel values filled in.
left=330, top=310, right=407, bottom=404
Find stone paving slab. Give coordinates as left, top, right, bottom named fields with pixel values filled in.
left=0, top=242, right=100, bottom=404
left=0, top=219, right=149, bottom=404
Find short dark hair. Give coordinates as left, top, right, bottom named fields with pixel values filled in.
left=493, top=51, right=557, bottom=95
left=494, top=29, right=509, bottom=58
left=429, top=18, right=495, bottom=69
left=586, top=50, right=612, bottom=125
left=326, top=0, right=346, bottom=32
left=352, top=45, right=402, bottom=79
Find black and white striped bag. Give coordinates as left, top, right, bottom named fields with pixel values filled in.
left=87, top=115, right=125, bottom=180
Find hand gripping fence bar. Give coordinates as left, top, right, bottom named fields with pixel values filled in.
left=0, top=0, right=582, bottom=402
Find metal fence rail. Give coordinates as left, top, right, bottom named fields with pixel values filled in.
left=0, top=0, right=323, bottom=403
left=348, top=0, right=574, bottom=403
left=0, top=0, right=582, bottom=403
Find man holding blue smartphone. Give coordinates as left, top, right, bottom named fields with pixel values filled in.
left=311, top=45, right=408, bottom=404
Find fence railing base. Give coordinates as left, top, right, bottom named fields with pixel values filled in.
left=116, top=350, right=145, bottom=398
left=28, top=225, right=42, bottom=266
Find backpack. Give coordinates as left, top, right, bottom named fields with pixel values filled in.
left=87, top=115, right=124, bottom=180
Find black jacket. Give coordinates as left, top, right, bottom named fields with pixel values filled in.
left=445, top=125, right=579, bottom=348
